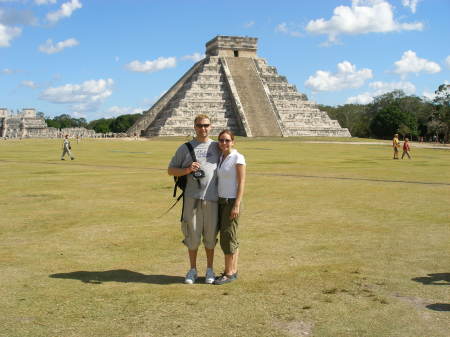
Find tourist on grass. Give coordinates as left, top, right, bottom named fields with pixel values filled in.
left=392, top=134, right=400, bottom=160
left=168, top=114, right=220, bottom=284
left=61, top=135, right=75, bottom=160
left=402, top=138, right=412, bottom=159
left=214, top=129, right=246, bottom=285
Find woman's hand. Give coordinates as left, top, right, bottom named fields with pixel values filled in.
left=230, top=204, right=240, bottom=220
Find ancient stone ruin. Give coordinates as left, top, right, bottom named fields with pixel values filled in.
left=128, top=36, right=350, bottom=137
left=0, top=108, right=96, bottom=139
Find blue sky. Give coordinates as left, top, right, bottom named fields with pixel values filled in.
left=1, top=0, right=449, bottom=121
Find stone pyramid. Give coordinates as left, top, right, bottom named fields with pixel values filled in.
left=128, top=36, right=350, bottom=137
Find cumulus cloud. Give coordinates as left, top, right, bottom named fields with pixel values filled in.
left=445, top=55, right=450, bottom=69
left=275, top=22, right=302, bottom=37
left=38, top=38, right=79, bottom=54
left=40, top=78, right=113, bottom=113
left=393, top=50, right=441, bottom=78
left=0, top=23, right=21, bottom=47
left=305, top=61, right=373, bottom=92
left=306, top=0, right=423, bottom=44
left=346, top=80, right=416, bottom=104
left=125, top=56, right=176, bottom=73
left=46, top=0, right=82, bottom=24
left=181, top=52, right=204, bottom=62
left=402, top=0, right=420, bottom=13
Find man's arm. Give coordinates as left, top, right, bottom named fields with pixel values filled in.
left=168, top=162, right=201, bottom=177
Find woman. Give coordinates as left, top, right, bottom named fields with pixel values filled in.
left=214, top=130, right=246, bottom=285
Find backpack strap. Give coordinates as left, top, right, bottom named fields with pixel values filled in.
left=185, top=142, right=197, bottom=162
left=185, top=142, right=201, bottom=188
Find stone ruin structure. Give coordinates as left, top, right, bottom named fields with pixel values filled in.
left=0, top=108, right=97, bottom=139
left=128, top=36, right=350, bottom=137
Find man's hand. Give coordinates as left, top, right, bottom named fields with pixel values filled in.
left=190, top=161, right=201, bottom=172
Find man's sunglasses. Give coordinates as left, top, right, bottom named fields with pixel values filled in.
left=195, top=124, right=210, bottom=128
left=218, top=138, right=232, bottom=143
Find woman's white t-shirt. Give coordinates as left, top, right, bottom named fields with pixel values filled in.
left=217, top=149, right=246, bottom=198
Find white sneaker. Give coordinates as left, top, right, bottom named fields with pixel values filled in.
left=184, top=268, right=197, bottom=284
left=205, top=268, right=215, bottom=284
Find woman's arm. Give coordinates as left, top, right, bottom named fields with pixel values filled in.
left=231, top=163, right=246, bottom=219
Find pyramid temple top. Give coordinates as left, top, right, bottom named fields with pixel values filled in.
left=205, top=36, right=258, bottom=58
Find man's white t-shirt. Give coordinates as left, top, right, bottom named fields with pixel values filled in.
left=217, top=149, right=246, bottom=198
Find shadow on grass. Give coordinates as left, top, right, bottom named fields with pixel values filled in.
left=411, top=273, right=450, bottom=285
left=49, top=269, right=184, bottom=285
left=426, top=303, right=450, bottom=312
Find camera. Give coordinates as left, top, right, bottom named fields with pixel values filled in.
left=192, top=169, right=205, bottom=180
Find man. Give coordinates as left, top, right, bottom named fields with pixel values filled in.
left=168, top=114, right=220, bottom=284
left=392, top=133, right=400, bottom=160
left=61, top=135, right=75, bottom=160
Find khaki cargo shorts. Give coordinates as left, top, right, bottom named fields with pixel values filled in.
left=181, top=197, right=218, bottom=250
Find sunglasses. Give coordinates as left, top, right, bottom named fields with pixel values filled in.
left=195, top=123, right=210, bottom=128
left=218, top=138, right=232, bottom=143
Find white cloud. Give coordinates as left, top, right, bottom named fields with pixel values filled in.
left=402, top=0, right=420, bottom=13
left=346, top=80, right=416, bottom=104
left=21, top=80, right=39, bottom=89
left=275, top=22, right=302, bottom=37
left=346, top=92, right=374, bottom=104
left=393, top=50, right=441, bottom=78
left=305, top=61, right=373, bottom=92
left=2, top=68, right=19, bottom=74
left=105, top=106, right=143, bottom=118
left=35, top=0, right=57, bottom=5
left=181, top=52, right=204, bottom=62
left=445, top=55, right=450, bottom=69
left=40, top=78, right=113, bottom=113
left=0, top=23, right=21, bottom=47
left=125, top=56, right=176, bottom=73
left=38, top=38, right=79, bottom=54
left=46, top=0, right=82, bottom=24
left=306, top=0, right=423, bottom=44
left=422, top=90, right=436, bottom=101
left=244, top=21, right=255, bottom=28
left=369, top=80, right=416, bottom=95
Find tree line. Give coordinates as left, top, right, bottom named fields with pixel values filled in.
left=320, top=84, right=449, bottom=142
left=43, top=83, right=449, bottom=142
left=45, top=113, right=142, bottom=134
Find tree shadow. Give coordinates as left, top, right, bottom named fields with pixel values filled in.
left=426, top=303, right=450, bottom=312
left=411, top=273, right=450, bottom=285
left=49, top=269, right=184, bottom=285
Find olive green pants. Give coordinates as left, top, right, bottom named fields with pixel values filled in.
left=218, top=198, right=239, bottom=254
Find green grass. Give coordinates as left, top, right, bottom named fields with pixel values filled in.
left=0, top=137, right=449, bottom=337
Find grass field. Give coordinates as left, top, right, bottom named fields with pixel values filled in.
left=0, top=137, right=449, bottom=337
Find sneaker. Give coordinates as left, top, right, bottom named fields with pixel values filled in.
left=213, top=273, right=237, bottom=285
left=184, top=268, right=197, bottom=284
left=205, top=268, right=215, bottom=284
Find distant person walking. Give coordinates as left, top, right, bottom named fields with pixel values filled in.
left=214, top=130, right=246, bottom=285
left=61, top=135, right=74, bottom=160
left=401, top=138, right=412, bottom=159
left=392, top=134, right=400, bottom=160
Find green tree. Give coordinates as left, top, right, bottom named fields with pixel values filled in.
left=431, top=84, right=450, bottom=142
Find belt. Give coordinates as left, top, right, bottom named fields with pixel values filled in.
left=218, top=197, right=236, bottom=204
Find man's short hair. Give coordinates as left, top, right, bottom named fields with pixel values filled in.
left=194, top=114, right=210, bottom=124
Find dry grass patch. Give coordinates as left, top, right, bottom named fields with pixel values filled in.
left=0, top=138, right=449, bottom=337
